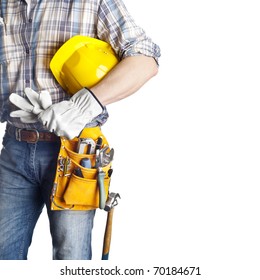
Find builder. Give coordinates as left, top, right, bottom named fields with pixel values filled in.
left=0, top=0, right=160, bottom=260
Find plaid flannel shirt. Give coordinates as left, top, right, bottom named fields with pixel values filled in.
left=0, top=0, right=160, bottom=129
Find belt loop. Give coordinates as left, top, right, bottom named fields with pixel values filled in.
left=15, top=128, right=22, bottom=142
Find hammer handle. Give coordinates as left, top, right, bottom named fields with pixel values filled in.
left=102, top=208, right=115, bottom=260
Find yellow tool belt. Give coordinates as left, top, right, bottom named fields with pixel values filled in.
left=51, top=127, right=112, bottom=211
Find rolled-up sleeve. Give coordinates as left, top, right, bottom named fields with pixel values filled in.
left=97, top=0, right=161, bottom=63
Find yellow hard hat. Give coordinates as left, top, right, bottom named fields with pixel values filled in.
left=50, top=35, right=119, bottom=94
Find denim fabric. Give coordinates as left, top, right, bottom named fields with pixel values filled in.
left=0, top=129, right=95, bottom=260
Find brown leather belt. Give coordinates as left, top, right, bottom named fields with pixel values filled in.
left=7, top=125, right=60, bottom=143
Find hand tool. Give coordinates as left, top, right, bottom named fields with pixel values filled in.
left=102, top=192, right=120, bottom=260
left=77, top=137, right=96, bottom=154
left=74, top=158, right=91, bottom=177
left=80, top=158, right=91, bottom=169
left=104, top=192, right=120, bottom=212
left=74, top=167, right=83, bottom=177
left=58, top=156, right=65, bottom=172
left=86, top=144, right=92, bottom=154
left=97, top=146, right=109, bottom=165
left=108, top=168, right=113, bottom=178
left=63, top=157, right=71, bottom=176
left=97, top=167, right=106, bottom=209
left=95, top=136, right=103, bottom=152
left=97, top=145, right=114, bottom=167
left=101, top=148, right=114, bottom=167
left=95, top=149, right=106, bottom=209
left=95, top=146, right=115, bottom=209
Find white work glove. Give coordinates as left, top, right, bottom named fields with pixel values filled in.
left=10, top=87, right=104, bottom=139
left=9, top=88, right=52, bottom=123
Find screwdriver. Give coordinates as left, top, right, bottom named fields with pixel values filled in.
left=74, top=158, right=91, bottom=177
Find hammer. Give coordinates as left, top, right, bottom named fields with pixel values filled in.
left=102, top=192, right=120, bottom=260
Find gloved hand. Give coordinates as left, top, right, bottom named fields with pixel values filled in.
left=9, top=88, right=53, bottom=123
left=9, top=87, right=104, bottom=139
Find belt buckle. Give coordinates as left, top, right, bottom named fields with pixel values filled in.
left=16, top=128, right=40, bottom=143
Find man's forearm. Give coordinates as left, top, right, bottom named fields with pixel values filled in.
left=90, top=55, right=158, bottom=106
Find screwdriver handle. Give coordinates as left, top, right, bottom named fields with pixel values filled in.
left=80, top=158, right=91, bottom=169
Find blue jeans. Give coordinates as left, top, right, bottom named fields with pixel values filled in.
left=0, top=128, right=95, bottom=260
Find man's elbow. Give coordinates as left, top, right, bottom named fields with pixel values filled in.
left=151, top=60, right=159, bottom=77
left=145, top=56, right=159, bottom=79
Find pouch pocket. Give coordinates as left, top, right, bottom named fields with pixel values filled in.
left=65, top=145, right=96, bottom=167
left=64, top=143, right=112, bottom=179
left=63, top=174, right=110, bottom=207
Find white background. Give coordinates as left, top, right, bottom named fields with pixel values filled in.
left=1, top=0, right=260, bottom=279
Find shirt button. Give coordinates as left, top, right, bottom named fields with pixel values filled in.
left=29, top=19, right=32, bottom=23
left=26, top=49, right=29, bottom=54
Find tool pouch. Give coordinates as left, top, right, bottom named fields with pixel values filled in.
left=51, top=127, right=112, bottom=211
